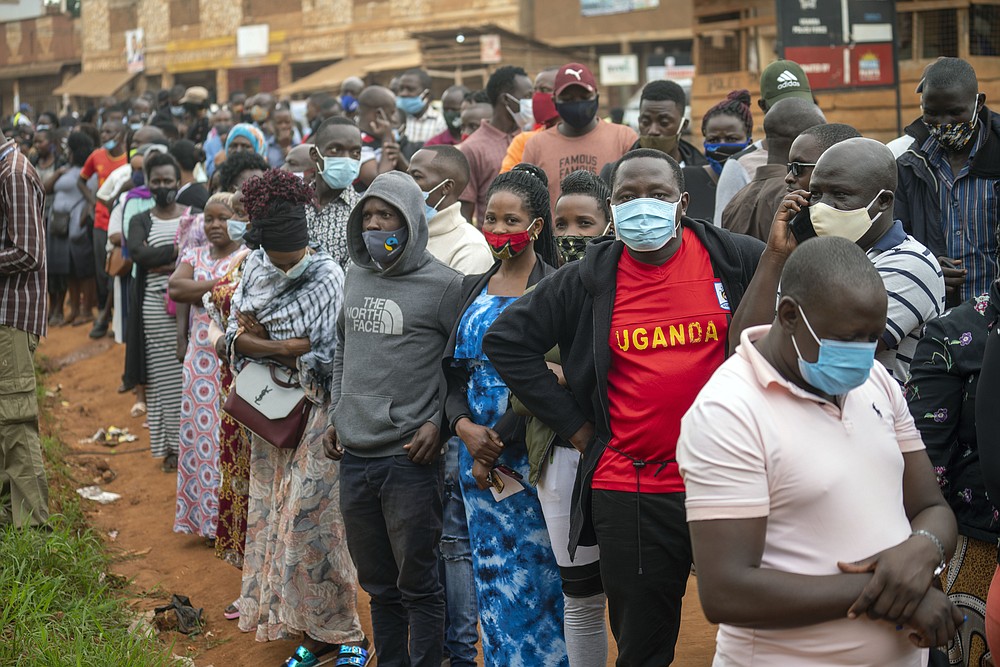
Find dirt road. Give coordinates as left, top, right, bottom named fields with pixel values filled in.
left=39, top=325, right=717, bottom=666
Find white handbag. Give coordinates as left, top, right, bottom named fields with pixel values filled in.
left=224, top=362, right=310, bottom=449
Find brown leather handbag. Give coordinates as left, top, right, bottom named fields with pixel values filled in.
left=223, top=362, right=311, bottom=449
left=105, top=246, right=133, bottom=277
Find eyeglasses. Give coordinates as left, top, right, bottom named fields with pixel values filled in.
left=786, top=162, right=818, bottom=178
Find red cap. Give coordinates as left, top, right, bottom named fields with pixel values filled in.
left=554, top=63, right=597, bottom=96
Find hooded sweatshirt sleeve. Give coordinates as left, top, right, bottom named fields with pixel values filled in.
left=483, top=267, right=591, bottom=442
left=328, top=305, right=347, bottom=426
left=431, top=272, right=466, bottom=429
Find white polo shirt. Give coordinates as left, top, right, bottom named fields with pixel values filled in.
left=677, top=325, right=927, bottom=667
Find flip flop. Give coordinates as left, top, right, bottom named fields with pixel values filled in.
left=223, top=602, right=240, bottom=620
left=335, top=642, right=373, bottom=666
left=130, top=401, right=147, bottom=417
left=283, top=643, right=340, bottom=667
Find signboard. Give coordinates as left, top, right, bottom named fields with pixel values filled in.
left=600, top=54, right=640, bottom=86
left=237, top=24, right=269, bottom=59
left=480, top=34, right=502, bottom=64
left=125, top=28, right=145, bottom=74
left=777, top=0, right=896, bottom=90
left=581, top=0, right=658, bottom=18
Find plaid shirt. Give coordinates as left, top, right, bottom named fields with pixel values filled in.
left=305, top=187, right=360, bottom=271
left=0, top=139, right=46, bottom=337
left=404, top=107, right=447, bottom=145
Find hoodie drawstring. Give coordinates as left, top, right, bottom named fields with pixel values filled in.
left=604, top=442, right=674, bottom=575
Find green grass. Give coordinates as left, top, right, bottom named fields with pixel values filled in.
left=0, top=366, right=175, bottom=666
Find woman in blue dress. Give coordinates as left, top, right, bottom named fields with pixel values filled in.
left=444, top=164, right=568, bottom=666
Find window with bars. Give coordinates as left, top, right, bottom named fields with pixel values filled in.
left=697, top=12, right=741, bottom=75
left=920, top=9, right=958, bottom=59
left=971, top=4, right=1000, bottom=57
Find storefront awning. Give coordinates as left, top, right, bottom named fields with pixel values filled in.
left=54, top=70, right=137, bottom=97
left=279, top=52, right=423, bottom=96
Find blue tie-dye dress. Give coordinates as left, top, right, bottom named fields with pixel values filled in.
left=454, top=286, right=569, bottom=667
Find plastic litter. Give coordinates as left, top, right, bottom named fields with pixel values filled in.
left=75, top=485, right=121, bottom=504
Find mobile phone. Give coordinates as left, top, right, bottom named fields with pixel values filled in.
left=494, top=464, right=523, bottom=481
left=788, top=205, right=817, bottom=244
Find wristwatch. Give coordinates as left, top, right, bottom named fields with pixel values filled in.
left=912, top=529, right=948, bottom=576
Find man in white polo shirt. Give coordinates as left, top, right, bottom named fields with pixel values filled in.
left=677, top=236, right=962, bottom=666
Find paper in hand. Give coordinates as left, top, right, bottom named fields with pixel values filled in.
left=489, top=468, right=525, bottom=502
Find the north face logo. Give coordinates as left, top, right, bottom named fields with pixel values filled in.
left=776, top=70, right=801, bottom=90
left=346, top=297, right=404, bottom=335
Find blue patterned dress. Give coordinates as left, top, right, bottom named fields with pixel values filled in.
left=454, top=286, right=568, bottom=667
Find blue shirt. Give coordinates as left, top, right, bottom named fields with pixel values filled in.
left=921, top=123, right=1000, bottom=302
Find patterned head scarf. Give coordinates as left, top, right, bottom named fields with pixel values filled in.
left=224, top=122, right=266, bottom=156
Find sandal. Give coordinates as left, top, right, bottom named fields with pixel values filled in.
left=161, top=453, right=178, bottom=473
left=223, top=601, right=240, bottom=620
left=283, top=643, right=340, bottom=667
left=130, top=401, right=147, bottom=417
left=335, top=640, right=373, bottom=666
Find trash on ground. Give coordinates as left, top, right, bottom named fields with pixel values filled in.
left=108, top=529, right=119, bottom=541
left=127, top=610, right=157, bottom=640
left=154, top=594, right=204, bottom=635
left=75, top=485, right=121, bottom=504
left=78, top=426, right=138, bottom=446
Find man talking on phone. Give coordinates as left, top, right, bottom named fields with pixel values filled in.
left=730, top=137, right=945, bottom=383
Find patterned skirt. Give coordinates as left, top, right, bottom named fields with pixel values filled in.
left=237, top=402, right=364, bottom=645
left=215, top=362, right=251, bottom=568
left=942, top=534, right=997, bottom=666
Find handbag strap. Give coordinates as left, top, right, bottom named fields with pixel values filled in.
left=269, top=364, right=300, bottom=389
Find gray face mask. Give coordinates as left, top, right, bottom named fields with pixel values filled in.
left=362, top=227, right=409, bottom=266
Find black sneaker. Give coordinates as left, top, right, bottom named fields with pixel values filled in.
left=89, top=321, right=108, bottom=339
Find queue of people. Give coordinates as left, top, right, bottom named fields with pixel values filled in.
left=1, top=54, right=1000, bottom=667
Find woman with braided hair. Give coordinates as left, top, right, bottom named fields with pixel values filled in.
left=682, top=89, right=754, bottom=222
left=225, top=169, right=369, bottom=666
left=443, top=163, right=569, bottom=665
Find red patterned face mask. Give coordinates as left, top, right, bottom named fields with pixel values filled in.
left=483, top=229, right=533, bottom=260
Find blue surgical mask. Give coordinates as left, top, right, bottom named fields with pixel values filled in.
left=791, top=306, right=877, bottom=396
left=283, top=252, right=312, bottom=280
left=227, top=219, right=247, bottom=243
left=363, top=227, right=409, bottom=266
left=506, top=94, right=534, bottom=129
left=612, top=197, right=680, bottom=252
left=129, top=122, right=143, bottom=132
left=318, top=156, right=360, bottom=190
left=103, top=139, right=117, bottom=151
left=340, top=93, right=359, bottom=114
left=704, top=140, right=751, bottom=175
left=396, top=94, right=427, bottom=116
left=421, top=179, right=452, bottom=222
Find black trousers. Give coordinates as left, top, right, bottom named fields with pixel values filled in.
left=340, top=453, right=445, bottom=667
left=591, top=489, right=692, bottom=667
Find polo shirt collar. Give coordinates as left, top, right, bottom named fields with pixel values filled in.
left=871, top=219, right=907, bottom=253
left=738, top=325, right=836, bottom=406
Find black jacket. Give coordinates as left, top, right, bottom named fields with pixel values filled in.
left=482, top=218, right=764, bottom=554
left=896, top=106, right=1000, bottom=260
left=443, top=257, right=557, bottom=431
left=976, top=280, right=1000, bottom=562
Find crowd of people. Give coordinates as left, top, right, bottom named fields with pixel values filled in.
left=1, top=53, right=1000, bottom=667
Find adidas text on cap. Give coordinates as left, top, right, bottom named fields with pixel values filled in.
left=760, top=60, right=813, bottom=107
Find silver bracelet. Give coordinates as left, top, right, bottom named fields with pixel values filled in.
left=911, top=529, right=947, bottom=576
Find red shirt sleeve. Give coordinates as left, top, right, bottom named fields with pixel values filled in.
left=80, top=151, right=98, bottom=180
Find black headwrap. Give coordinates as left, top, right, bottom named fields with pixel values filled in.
left=243, top=203, right=310, bottom=252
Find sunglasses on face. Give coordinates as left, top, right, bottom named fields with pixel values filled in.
left=786, top=162, right=818, bottom=178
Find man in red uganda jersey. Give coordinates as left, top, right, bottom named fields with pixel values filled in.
left=484, top=149, right=764, bottom=665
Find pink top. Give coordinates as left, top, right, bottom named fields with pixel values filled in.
left=677, top=325, right=927, bottom=667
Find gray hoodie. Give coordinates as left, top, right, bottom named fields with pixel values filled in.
left=330, top=170, right=464, bottom=458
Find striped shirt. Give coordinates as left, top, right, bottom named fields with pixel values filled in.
left=0, top=139, right=46, bottom=337
left=922, top=126, right=1000, bottom=302
left=868, top=220, right=946, bottom=382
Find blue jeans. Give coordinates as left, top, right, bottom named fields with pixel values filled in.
left=340, top=453, right=445, bottom=667
left=440, top=439, right=479, bottom=666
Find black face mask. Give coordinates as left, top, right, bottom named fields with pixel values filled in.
left=556, top=99, right=599, bottom=130
left=150, top=186, right=177, bottom=208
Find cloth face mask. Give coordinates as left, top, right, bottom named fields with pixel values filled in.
left=809, top=189, right=887, bottom=243
left=363, top=227, right=409, bottom=266
left=483, top=225, right=536, bottom=260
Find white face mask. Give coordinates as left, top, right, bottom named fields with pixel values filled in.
left=810, top=189, right=887, bottom=243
